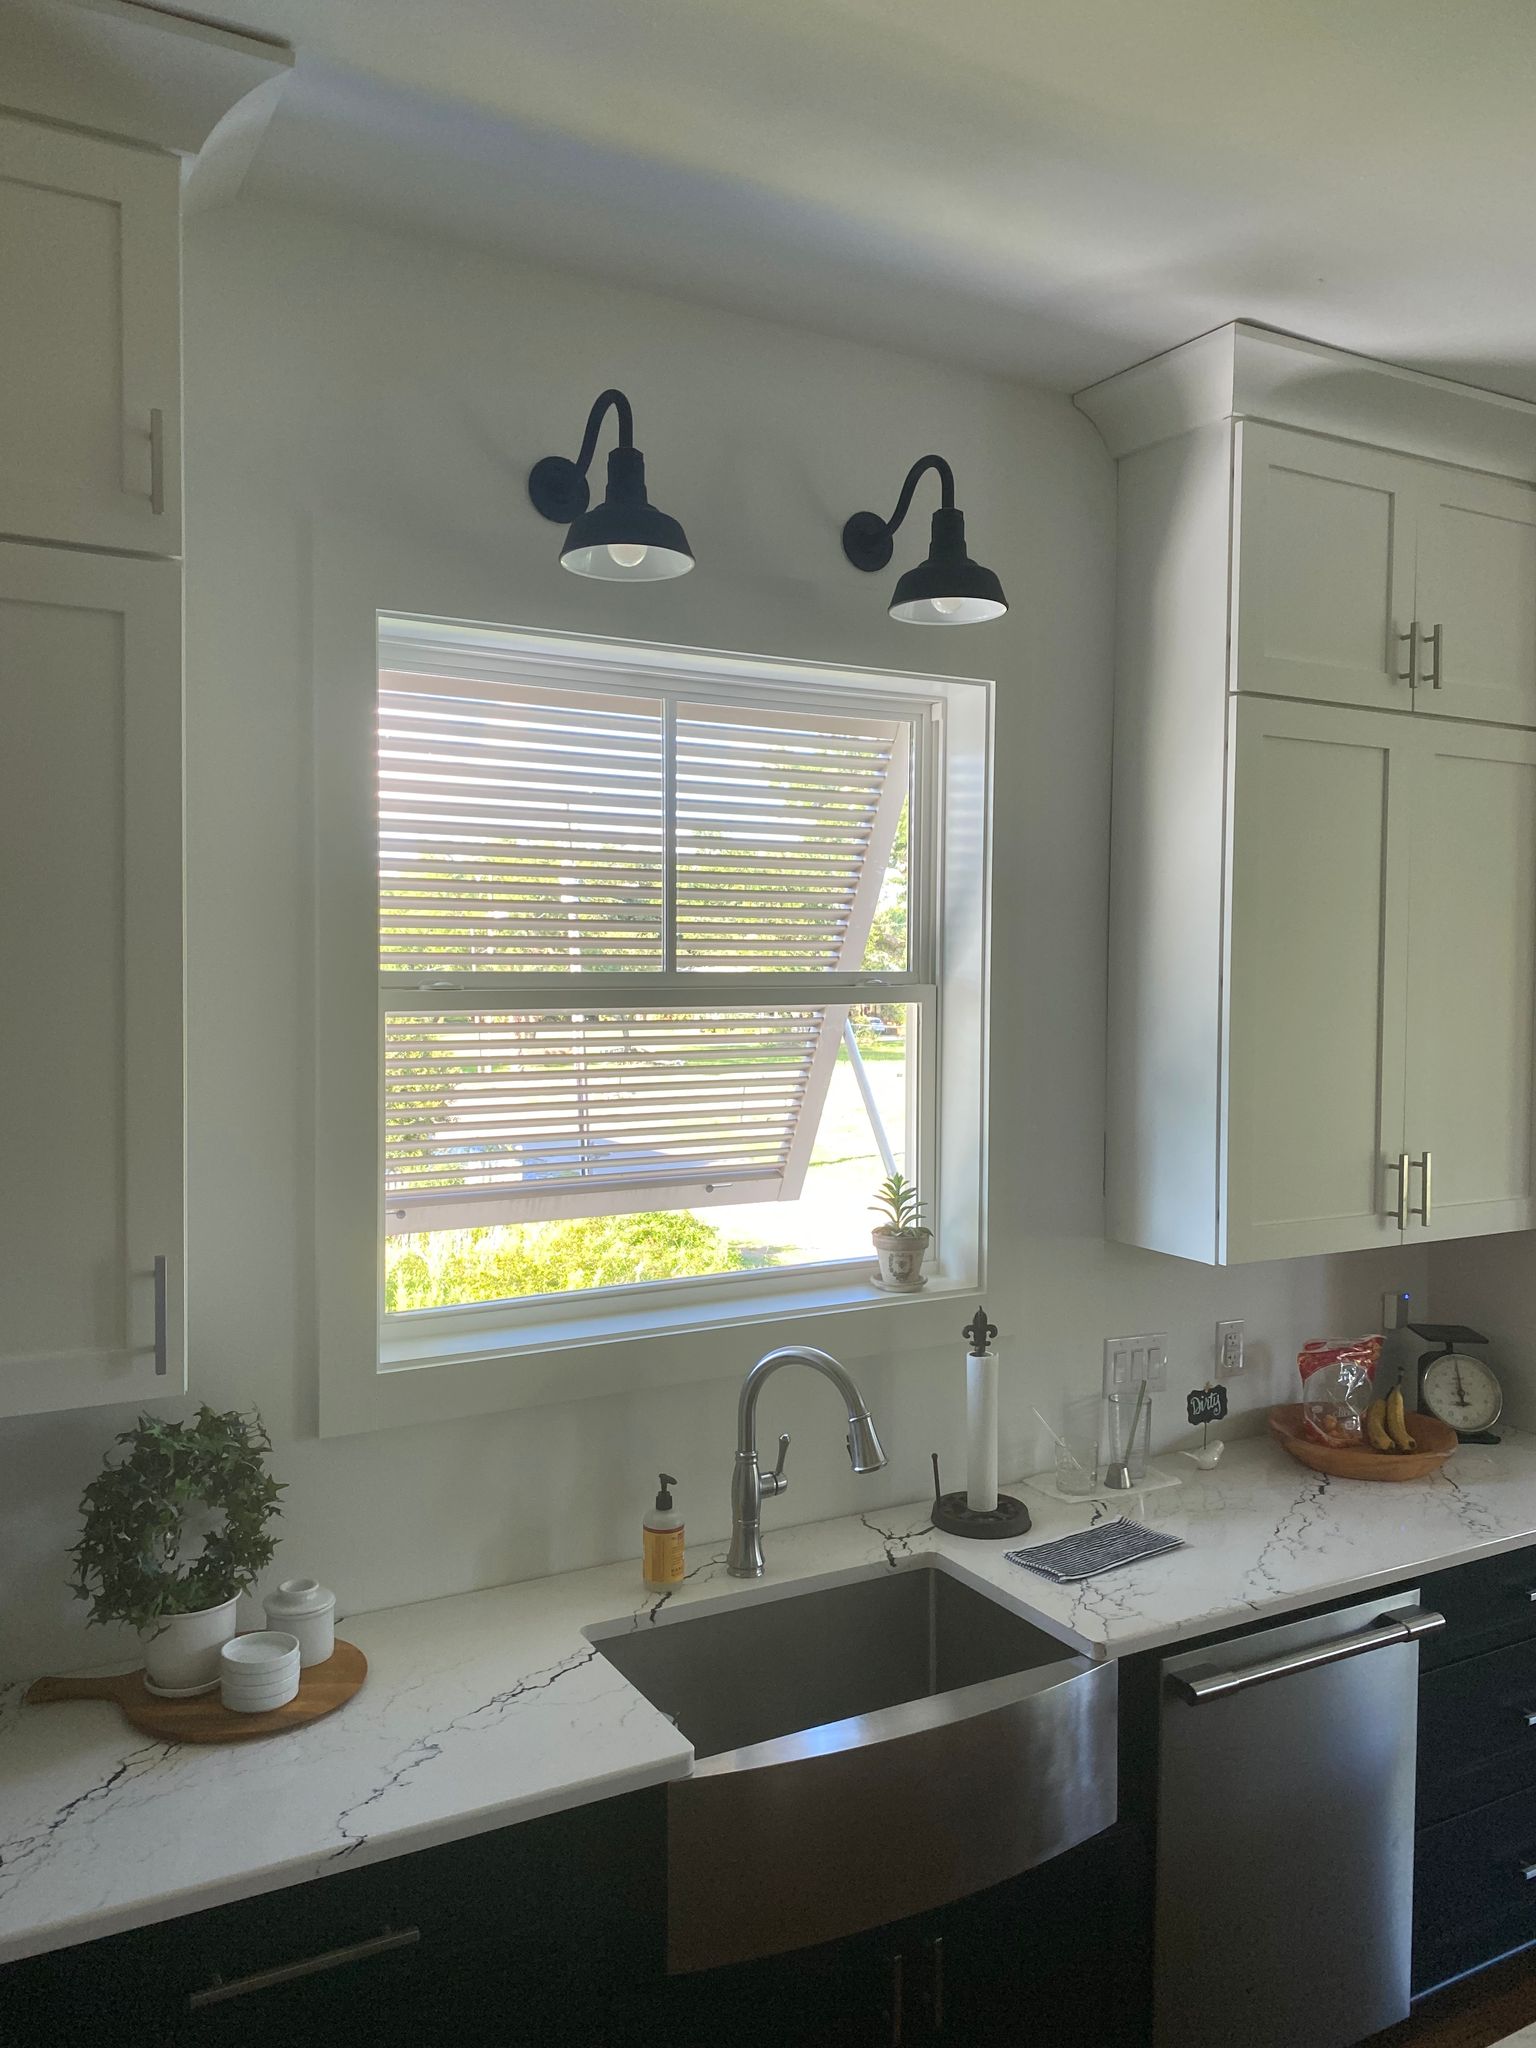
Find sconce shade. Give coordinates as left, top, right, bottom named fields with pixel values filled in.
left=559, top=445, right=694, bottom=582
left=842, top=457, right=1006, bottom=625
left=888, top=506, right=1007, bottom=623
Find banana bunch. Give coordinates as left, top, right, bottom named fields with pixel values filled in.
left=1365, top=1388, right=1416, bottom=1454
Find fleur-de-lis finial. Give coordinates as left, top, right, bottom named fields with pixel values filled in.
left=963, top=1305, right=997, bottom=1354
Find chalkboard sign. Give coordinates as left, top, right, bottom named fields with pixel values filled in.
left=1187, top=1384, right=1229, bottom=1428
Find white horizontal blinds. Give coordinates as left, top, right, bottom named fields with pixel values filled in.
left=378, top=669, right=664, bottom=972
left=385, top=1009, right=829, bottom=1233
left=377, top=637, right=914, bottom=1234
left=675, top=703, right=910, bottom=970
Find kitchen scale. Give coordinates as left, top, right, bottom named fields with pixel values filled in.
left=1407, top=1323, right=1503, bottom=1443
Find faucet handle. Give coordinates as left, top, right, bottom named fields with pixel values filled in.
left=762, top=1431, right=791, bottom=1498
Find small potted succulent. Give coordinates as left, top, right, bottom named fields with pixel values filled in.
left=870, top=1171, right=931, bottom=1291
left=69, top=1407, right=284, bottom=1696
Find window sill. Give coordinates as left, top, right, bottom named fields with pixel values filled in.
left=329, top=1273, right=980, bottom=1436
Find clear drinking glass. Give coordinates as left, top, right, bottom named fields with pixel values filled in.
left=1106, top=1387, right=1153, bottom=1485
left=1055, top=1392, right=1102, bottom=1496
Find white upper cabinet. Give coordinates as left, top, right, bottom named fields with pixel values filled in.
left=1096, top=344, right=1536, bottom=1266
left=0, top=544, right=185, bottom=1413
left=0, top=114, right=181, bottom=556
left=1235, top=422, right=1536, bottom=728
left=1233, top=424, right=1419, bottom=713
left=1414, top=467, right=1536, bottom=726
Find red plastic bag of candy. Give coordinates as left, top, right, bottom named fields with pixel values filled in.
left=1298, top=1335, right=1384, bottom=1448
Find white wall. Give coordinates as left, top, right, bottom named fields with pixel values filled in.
left=0, top=199, right=1426, bottom=1682
left=1430, top=1234, right=1536, bottom=1423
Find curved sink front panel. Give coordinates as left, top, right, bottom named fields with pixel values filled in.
left=589, top=1561, right=1117, bottom=1973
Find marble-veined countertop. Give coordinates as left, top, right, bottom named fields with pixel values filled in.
left=4, top=1425, right=1535, bottom=1966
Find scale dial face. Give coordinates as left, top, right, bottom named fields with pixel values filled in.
left=1421, top=1352, right=1503, bottom=1435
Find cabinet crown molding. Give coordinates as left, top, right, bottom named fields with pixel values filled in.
left=0, top=0, right=291, bottom=157
left=1074, top=322, right=1536, bottom=485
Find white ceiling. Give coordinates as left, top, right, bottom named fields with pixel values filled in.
left=182, top=0, right=1536, bottom=396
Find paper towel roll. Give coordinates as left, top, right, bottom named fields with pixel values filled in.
left=966, top=1350, right=999, bottom=1513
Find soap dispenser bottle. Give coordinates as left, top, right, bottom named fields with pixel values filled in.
left=643, top=1473, right=685, bottom=1593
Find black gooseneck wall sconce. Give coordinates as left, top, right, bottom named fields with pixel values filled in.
left=842, top=455, right=1007, bottom=623
left=528, top=388, right=694, bottom=582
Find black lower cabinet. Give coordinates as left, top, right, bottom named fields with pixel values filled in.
left=0, top=1790, right=665, bottom=2048
left=0, top=1802, right=1145, bottom=2048
left=637, top=1823, right=1147, bottom=2048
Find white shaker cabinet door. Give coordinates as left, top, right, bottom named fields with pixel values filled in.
left=1232, top=423, right=1419, bottom=712
left=0, top=544, right=184, bottom=1415
left=0, top=115, right=181, bottom=555
left=1402, top=723, right=1536, bottom=1242
left=1413, top=468, right=1536, bottom=728
left=1222, top=698, right=1411, bottom=1262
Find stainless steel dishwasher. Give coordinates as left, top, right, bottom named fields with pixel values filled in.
left=1156, top=1589, right=1444, bottom=2048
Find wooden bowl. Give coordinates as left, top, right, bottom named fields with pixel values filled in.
left=1268, top=1404, right=1457, bottom=1482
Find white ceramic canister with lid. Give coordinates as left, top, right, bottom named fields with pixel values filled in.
left=263, top=1577, right=336, bottom=1667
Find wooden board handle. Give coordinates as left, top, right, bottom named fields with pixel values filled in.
left=24, top=1672, right=131, bottom=1706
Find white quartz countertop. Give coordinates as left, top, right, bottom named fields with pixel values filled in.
left=6, top=1425, right=1536, bottom=1967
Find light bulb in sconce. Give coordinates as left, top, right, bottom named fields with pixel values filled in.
left=929, top=596, right=964, bottom=617
left=606, top=543, right=649, bottom=569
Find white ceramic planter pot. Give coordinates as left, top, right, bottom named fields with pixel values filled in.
left=872, top=1226, right=931, bottom=1290
left=140, top=1597, right=239, bottom=1697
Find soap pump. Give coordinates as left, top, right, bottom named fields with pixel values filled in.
left=642, top=1473, right=685, bottom=1593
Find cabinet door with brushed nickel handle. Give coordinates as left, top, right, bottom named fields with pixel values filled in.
left=0, top=115, right=182, bottom=555
left=1232, top=423, right=1422, bottom=713
left=1401, top=719, right=1536, bottom=1243
left=1414, top=466, right=1536, bottom=728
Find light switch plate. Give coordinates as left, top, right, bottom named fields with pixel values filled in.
left=1104, top=1334, right=1169, bottom=1397
left=1216, top=1320, right=1245, bottom=1377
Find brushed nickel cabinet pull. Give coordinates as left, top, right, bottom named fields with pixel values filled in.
left=1415, top=1150, right=1432, bottom=1226
left=1398, top=621, right=1420, bottom=685
left=1385, top=1153, right=1410, bottom=1230
left=886, top=1951, right=904, bottom=2047
left=1421, top=622, right=1443, bottom=689
left=149, top=408, right=165, bottom=516
left=1521, top=1861, right=1536, bottom=1884
left=187, top=1926, right=420, bottom=2010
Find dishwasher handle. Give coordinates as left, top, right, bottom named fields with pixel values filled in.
left=1175, top=1607, right=1445, bottom=1704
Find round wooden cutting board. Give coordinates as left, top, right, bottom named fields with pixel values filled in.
left=23, top=1639, right=367, bottom=1743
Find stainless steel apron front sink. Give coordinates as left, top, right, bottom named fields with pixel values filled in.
left=587, top=1558, right=1117, bottom=1972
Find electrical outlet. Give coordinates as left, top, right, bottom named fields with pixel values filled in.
left=1382, top=1289, right=1412, bottom=1332
left=1216, top=1320, right=1245, bottom=1378
left=1104, top=1334, right=1169, bottom=1397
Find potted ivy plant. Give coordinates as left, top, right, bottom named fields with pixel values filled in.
left=870, top=1171, right=931, bottom=1291
left=69, top=1407, right=284, bottom=1697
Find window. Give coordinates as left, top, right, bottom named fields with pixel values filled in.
left=314, top=581, right=989, bottom=1435
left=377, top=620, right=939, bottom=1318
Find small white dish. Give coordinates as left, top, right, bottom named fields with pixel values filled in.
left=220, top=1632, right=301, bottom=1713
left=221, top=1630, right=300, bottom=1674
left=223, top=1670, right=300, bottom=1713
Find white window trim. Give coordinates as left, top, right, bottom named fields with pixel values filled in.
left=313, top=527, right=992, bottom=1437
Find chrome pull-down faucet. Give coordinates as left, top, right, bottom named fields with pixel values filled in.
left=727, top=1345, right=887, bottom=1578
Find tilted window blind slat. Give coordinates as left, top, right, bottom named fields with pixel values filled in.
left=383, top=1009, right=844, bottom=1232
left=675, top=702, right=909, bottom=972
